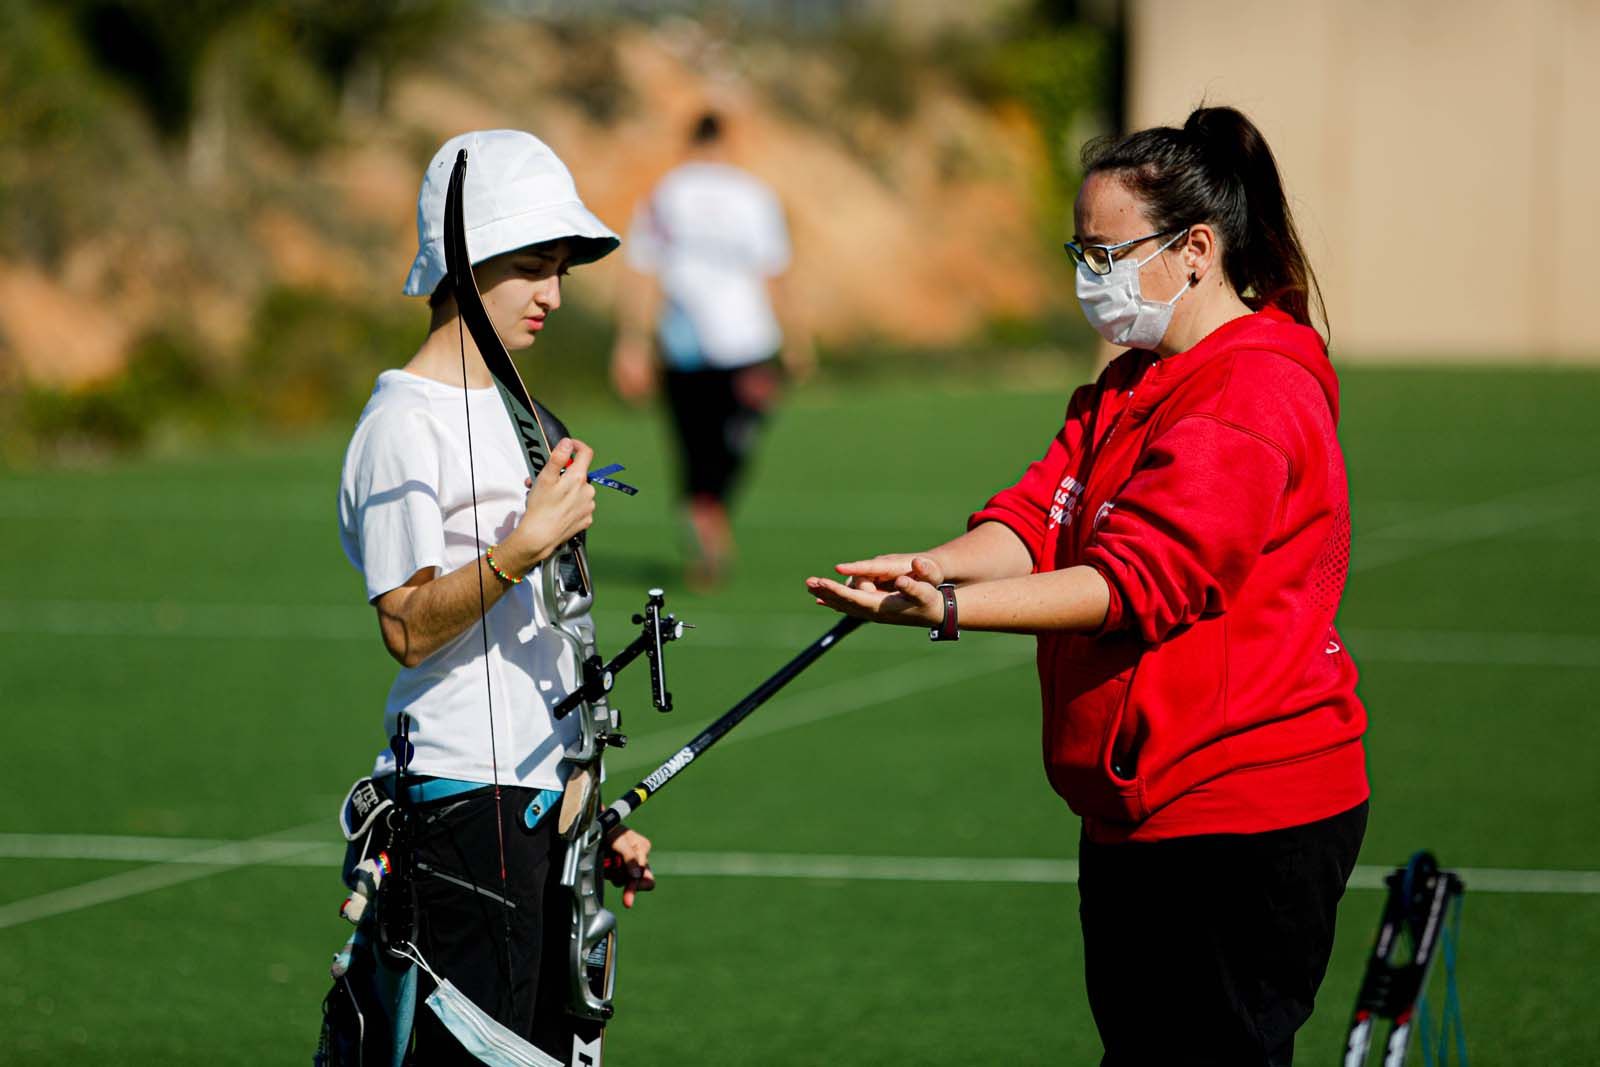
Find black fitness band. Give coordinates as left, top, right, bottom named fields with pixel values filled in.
left=929, top=582, right=959, bottom=642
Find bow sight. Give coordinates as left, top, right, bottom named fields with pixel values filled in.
left=552, top=588, right=689, bottom=729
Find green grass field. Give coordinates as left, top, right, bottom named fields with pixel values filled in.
left=2, top=365, right=1597, bottom=1064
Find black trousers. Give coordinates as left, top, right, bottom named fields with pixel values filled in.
left=662, top=360, right=778, bottom=502
left=408, top=786, right=574, bottom=1064
left=1078, top=802, right=1368, bottom=1067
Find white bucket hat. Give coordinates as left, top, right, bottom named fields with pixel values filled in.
left=403, top=129, right=620, bottom=297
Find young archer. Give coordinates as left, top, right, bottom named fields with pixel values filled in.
left=330, top=129, right=653, bottom=1065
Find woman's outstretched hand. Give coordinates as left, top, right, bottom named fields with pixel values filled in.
left=831, top=553, right=924, bottom=586
left=807, top=555, right=947, bottom=627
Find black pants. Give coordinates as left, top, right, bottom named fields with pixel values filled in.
left=1078, top=802, right=1368, bottom=1067
left=408, top=786, right=574, bottom=1063
left=662, top=361, right=778, bottom=502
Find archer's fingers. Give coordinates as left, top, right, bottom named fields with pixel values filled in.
left=622, top=867, right=655, bottom=909
left=539, top=439, right=577, bottom=484
left=616, top=835, right=650, bottom=870
left=565, top=438, right=595, bottom=478
left=606, top=828, right=651, bottom=866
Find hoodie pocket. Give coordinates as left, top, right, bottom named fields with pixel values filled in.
left=1040, top=634, right=1149, bottom=824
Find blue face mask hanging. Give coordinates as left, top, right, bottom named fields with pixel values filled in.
left=396, top=944, right=563, bottom=1067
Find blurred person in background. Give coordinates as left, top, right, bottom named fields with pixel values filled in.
left=331, top=129, right=653, bottom=1065
left=611, top=110, right=814, bottom=589
left=806, top=106, right=1367, bottom=1066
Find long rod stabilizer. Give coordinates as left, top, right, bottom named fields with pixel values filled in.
left=599, top=617, right=864, bottom=834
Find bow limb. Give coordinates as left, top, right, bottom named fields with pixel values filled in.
left=442, top=148, right=618, bottom=1042
left=442, top=148, right=607, bottom=765
left=442, top=149, right=592, bottom=606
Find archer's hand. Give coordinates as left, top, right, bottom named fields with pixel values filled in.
left=602, top=827, right=655, bottom=909
left=806, top=555, right=946, bottom=627
left=499, top=438, right=596, bottom=575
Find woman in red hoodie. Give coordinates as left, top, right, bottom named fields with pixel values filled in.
left=807, top=106, right=1367, bottom=1066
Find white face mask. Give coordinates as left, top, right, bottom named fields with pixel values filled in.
left=424, top=977, right=563, bottom=1067
left=1075, top=229, right=1191, bottom=349
left=396, top=943, right=564, bottom=1067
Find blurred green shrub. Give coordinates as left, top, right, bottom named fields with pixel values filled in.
left=0, top=1, right=112, bottom=148
left=239, top=286, right=417, bottom=429
left=5, top=329, right=223, bottom=459
left=227, top=15, right=342, bottom=157
left=238, top=283, right=618, bottom=429
left=0, top=0, right=156, bottom=264
left=936, top=5, right=1110, bottom=231
left=0, top=1, right=1107, bottom=466
left=832, top=21, right=919, bottom=124
left=0, top=276, right=1091, bottom=466
left=57, top=0, right=238, bottom=140
left=285, top=0, right=463, bottom=116
left=816, top=309, right=1098, bottom=390
left=36, top=0, right=458, bottom=160
left=0, top=283, right=626, bottom=464
left=547, top=19, right=636, bottom=124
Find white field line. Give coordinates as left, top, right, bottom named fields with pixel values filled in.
left=0, top=650, right=1027, bottom=931
left=1340, top=628, right=1600, bottom=669
left=0, top=821, right=325, bottom=932
left=3, top=833, right=1598, bottom=897
left=0, top=476, right=1593, bottom=930
left=665, top=854, right=1600, bottom=895
left=1350, top=474, right=1599, bottom=573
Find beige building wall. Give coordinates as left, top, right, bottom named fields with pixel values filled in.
left=1127, top=0, right=1600, bottom=361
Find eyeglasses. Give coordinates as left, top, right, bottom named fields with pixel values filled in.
left=1063, top=228, right=1183, bottom=276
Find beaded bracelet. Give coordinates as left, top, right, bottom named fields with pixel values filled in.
left=484, top=543, right=523, bottom=585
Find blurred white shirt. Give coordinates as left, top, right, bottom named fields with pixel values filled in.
left=626, top=161, right=791, bottom=370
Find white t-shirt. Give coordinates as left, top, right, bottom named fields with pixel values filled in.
left=337, top=370, right=584, bottom=789
left=625, top=161, right=791, bottom=370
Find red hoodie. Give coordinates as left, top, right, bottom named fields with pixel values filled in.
left=971, top=308, right=1368, bottom=844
